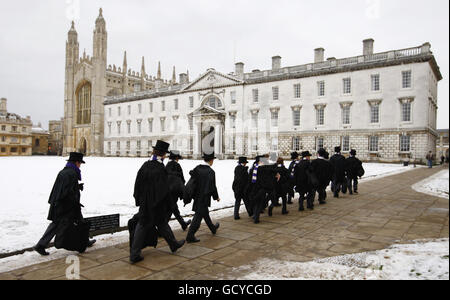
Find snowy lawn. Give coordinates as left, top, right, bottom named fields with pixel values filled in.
left=0, top=156, right=415, bottom=254
left=230, top=239, right=449, bottom=280
left=412, top=169, right=449, bottom=199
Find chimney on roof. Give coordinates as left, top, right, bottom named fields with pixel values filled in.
left=0, top=98, right=7, bottom=115
left=272, top=56, right=281, bottom=70
left=179, top=73, right=188, bottom=85
left=314, top=48, right=325, bottom=63
left=363, top=38, right=374, bottom=56
left=235, top=62, right=244, bottom=79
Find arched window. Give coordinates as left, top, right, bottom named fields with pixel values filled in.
left=76, top=82, right=92, bottom=124
left=204, top=95, right=222, bottom=109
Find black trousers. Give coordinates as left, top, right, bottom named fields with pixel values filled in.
left=331, top=180, right=347, bottom=196
left=187, top=207, right=216, bottom=238
left=269, top=194, right=288, bottom=213
left=252, top=190, right=270, bottom=223
left=347, top=177, right=358, bottom=194
left=234, top=192, right=252, bottom=218
left=316, top=186, right=327, bottom=203
left=171, top=202, right=188, bottom=227
left=287, top=179, right=295, bottom=202
left=36, top=222, right=58, bottom=248
left=298, top=190, right=315, bottom=209
left=130, top=219, right=178, bottom=260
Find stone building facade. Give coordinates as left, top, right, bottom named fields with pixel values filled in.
left=63, top=9, right=177, bottom=156
left=103, top=39, right=441, bottom=163
left=48, top=119, right=64, bottom=156
left=0, top=98, right=32, bottom=156
left=436, top=129, right=449, bottom=161
left=31, top=123, right=49, bottom=155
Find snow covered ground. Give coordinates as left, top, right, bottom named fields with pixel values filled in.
left=0, top=156, right=415, bottom=254
left=231, top=239, right=449, bottom=280
left=413, top=169, right=449, bottom=199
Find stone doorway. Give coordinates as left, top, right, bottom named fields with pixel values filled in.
left=79, top=138, right=87, bottom=155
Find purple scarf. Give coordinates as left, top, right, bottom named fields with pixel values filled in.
left=66, top=162, right=81, bottom=181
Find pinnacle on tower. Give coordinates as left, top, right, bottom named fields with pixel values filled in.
left=172, top=66, right=176, bottom=83
left=123, top=51, right=128, bottom=73
left=157, top=61, right=162, bottom=80
left=141, top=56, right=146, bottom=77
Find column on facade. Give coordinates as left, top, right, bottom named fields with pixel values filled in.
left=214, top=123, right=222, bottom=156
left=193, top=122, right=201, bottom=157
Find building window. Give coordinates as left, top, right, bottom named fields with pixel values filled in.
left=174, top=99, right=179, bottom=110
left=371, top=74, right=380, bottom=91
left=316, top=107, right=325, bottom=126
left=134, top=84, right=141, bottom=92
left=108, top=108, right=112, bottom=117
left=271, top=111, right=279, bottom=127
left=137, top=140, right=141, bottom=150
left=343, top=78, right=351, bottom=94
left=251, top=112, right=258, bottom=128
left=11, top=147, right=17, bottom=153
left=22, top=148, right=26, bottom=153
left=149, top=102, right=153, bottom=113
left=189, top=137, right=193, bottom=151
left=342, top=106, right=351, bottom=125
left=316, top=137, right=324, bottom=151
left=294, top=84, right=301, bottom=99
left=252, top=89, right=259, bottom=103
left=108, top=142, right=111, bottom=151
left=402, top=101, right=412, bottom=122
left=230, top=115, right=236, bottom=129
left=108, top=122, right=112, bottom=134
left=148, top=119, right=153, bottom=133
left=230, top=136, right=236, bottom=151
left=12, top=126, right=17, bottom=132
left=137, top=121, right=142, bottom=134
left=292, top=110, right=300, bottom=127
left=117, top=141, right=121, bottom=150
left=1, top=147, right=5, bottom=152
left=231, top=91, right=236, bottom=105
left=126, top=141, right=130, bottom=150
left=127, top=122, right=131, bottom=134
left=118, top=106, right=121, bottom=116
left=207, top=96, right=221, bottom=109
left=272, top=87, right=279, bottom=101
left=1, top=125, right=5, bottom=131
left=271, top=138, right=278, bottom=151
left=161, top=119, right=165, bottom=132
left=35, top=139, right=40, bottom=147
left=369, top=136, right=379, bottom=152
left=76, top=81, right=91, bottom=124
left=342, top=136, right=350, bottom=152
left=161, top=101, right=165, bottom=112
left=148, top=140, right=153, bottom=149
left=402, top=70, right=412, bottom=88
left=138, top=104, right=142, bottom=114
left=188, top=116, right=194, bottom=131
left=128, top=105, right=131, bottom=115
left=317, top=81, right=325, bottom=97
left=400, top=134, right=411, bottom=152
left=117, top=121, right=121, bottom=134
left=189, top=96, right=194, bottom=108
left=370, top=103, right=380, bottom=124
left=1, top=136, right=5, bottom=142
left=252, top=137, right=258, bottom=151
left=173, top=118, right=178, bottom=131
left=292, top=137, right=301, bottom=151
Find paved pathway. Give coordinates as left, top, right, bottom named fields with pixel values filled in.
left=1, top=166, right=448, bottom=280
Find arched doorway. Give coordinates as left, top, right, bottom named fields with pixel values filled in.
left=201, top=125, right=215, bottom=155
left=79, top=138, right=87, bottom=155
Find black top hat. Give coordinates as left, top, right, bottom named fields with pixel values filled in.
left=238, top=157, right=249, bottom=164
left=169, top=151, right=183, bottom=160
left=254, top=155, right=263, bottom=163
left=67, top=152, right=86, bottom=164
left=335, top=146, right=341, bottom=153
left=301, top=151, right=312, bottom=158
left=350, top=149, right=357, bottom=156
left=317, top=148, right=327, bottom=157
left=202, top=152, right=216, bottom=161
left=290, top=152, right=299, bottom=160
left=153, top=140, right=170, bottom=153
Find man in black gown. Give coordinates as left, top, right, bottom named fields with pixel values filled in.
left=232, top=157, right=250, bottom=220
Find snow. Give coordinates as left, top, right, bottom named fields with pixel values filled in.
left=231, top=239, right=449, bottom=280
left=412, top=169, right=449, bottom=199
left=0, top=156, right=414, bottom=257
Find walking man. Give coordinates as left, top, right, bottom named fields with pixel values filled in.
left=269, top=157, right=290, bottom=216
left=186, top=152, right=221, bottom=243
left=330, top=146, right=348, bottom=198
left=346, top=149, right=364, bottom=195
left=294, top=151, right=315, bottom=211
left=426, top=151, right=434, bottom=168
left=233, top=157, right=250, bottom=220
left=130, top=141, right=185, bottom=263
left=287, top=152, right=300, bottom=204
left=33, top=152, right=95, bottom=256
left=311, top=148, right=334, bottom=205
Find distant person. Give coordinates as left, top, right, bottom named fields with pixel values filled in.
left=130, top=141, right=185, bottom=264
left=33, top=152, right=96, bottom=256
left=346, top=149, right=364, bottom=195
left=166, top=151, right=191, bottom=231
left=185, top=152, right=221, bottom=243
left=330, top=146, right=348, bottom=198
left=232, top=157, right=250, bottom=220
left=440, top=155, right=445, bottom=165
left=287, top=152, right=300, bottom=204
left=294, top=151, right=316, bottom=211
left=426, top=151, right=434, bottom=168
left=311, top=148, right=334, bottom=205
left=268, top=157, right=289, bottom=216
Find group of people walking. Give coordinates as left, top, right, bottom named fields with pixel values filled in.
left=33, top=140, right=364, bottom=264
left=232, top=146, right=365, bottom=224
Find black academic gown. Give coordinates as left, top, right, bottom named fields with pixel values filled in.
left=190, top=165, right=219, bottom=213
left=329, top=154, right=347, bottom=183
left=311, top=158, right=334, bottom=189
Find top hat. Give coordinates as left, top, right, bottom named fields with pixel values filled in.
left=238, top=157, right=249, bottom=164
left=67, top=152, right=86, bottom=164
left=317, top=148, right=327, bottom=157
left=169, top=150, right=183, bottom=160
left=334, top=146, right=341, bottom=153
left=301, top=151, right=312, bottom=158
left=254, top=155, right=263, bottom=163
left=350, top=149, right=357, bottom=156
left=202, top=152, right=216, bottom=161
left=290, top=152, right=299, bottom=160
left=153, top=140, right=170, bottom=153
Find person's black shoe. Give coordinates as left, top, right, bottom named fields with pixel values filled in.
left=268, top=206, right=273, bottom=217
left=186, top=236, right=200, bottom=243
left=182, top=219, right=192, bottom=231
left=234, top=215, right=241, bottom=220
left=274, top=203, right=281, bottom=207
left=334, top=194, right=339, bottom=198
left=282, top=210, right=289, bottom=215
left=33, top=245, right=49, bottom=256
left=307, top=206, right=314, bottom=210
left=254, top=219, right=260, bottom=224
left=87, top=239, right=96, bottom=248
left=299, top=207, right=305, bottom=211
left=319, top=201, right=327, bottom=205
left=170, top=240, right=185, bottom=253
left=211, top=223, right=220, bottom=235
left=354, top=191, right=359, bottom=194
left=130, top=256, right=144, bottom=264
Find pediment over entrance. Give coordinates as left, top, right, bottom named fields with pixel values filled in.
left=190, top=105, right=226, bottom=118
left=182, top=69, right=243, bottom=92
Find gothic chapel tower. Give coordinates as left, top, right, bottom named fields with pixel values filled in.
left=63, top=8, right=107, bottom=156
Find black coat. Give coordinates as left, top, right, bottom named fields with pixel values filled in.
left=330, top=154, right=347, bottom=182
left=294, top=159, right=316, bottom=193
left=275, top=165, right=290, bottom=197
left=47, top=167, right=82, bottom=222
left=166, top=160, right=185, bottom=183
left=133, top=160, right=171, bottom=224
left=189, top=165, right=219, bottom=212
left=232, top=164, right=249, bottom=196
left=346, top=157, right=363, bottom=178
left=166, top=160, right=185, bottom=201
left=254, top=165, right=278, bottom=192
left=311, top=158, right=334, bottom=188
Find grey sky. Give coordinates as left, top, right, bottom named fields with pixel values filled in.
left=0, top=0, right=448, bottom=129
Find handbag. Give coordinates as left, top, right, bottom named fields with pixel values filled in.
left=55, top=218, right=90, bottom=253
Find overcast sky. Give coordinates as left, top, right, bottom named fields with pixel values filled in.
left=0, top=0, right=448, bottom=129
